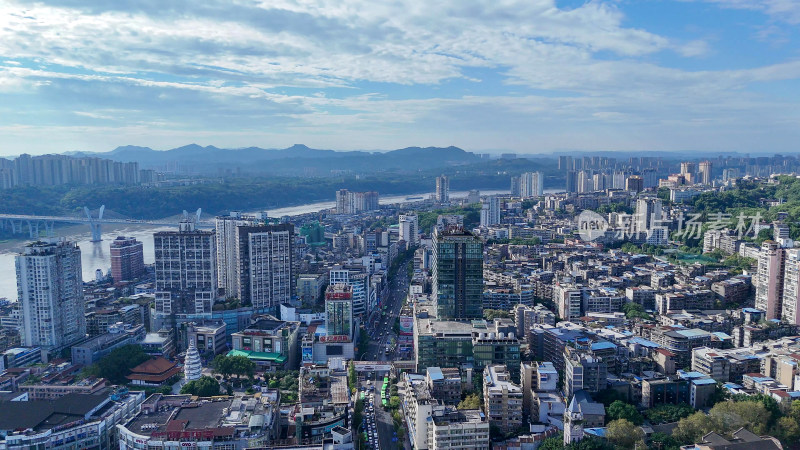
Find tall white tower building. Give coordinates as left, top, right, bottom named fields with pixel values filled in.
left=519, top=172, right=544, bottom=198
left=399, top=214, right=419, bottom=246
left=154, top=220, right=217, bottom=315
left=215, top=212, right=254, bottom=296
left=16, top=240, right=85, bottom=351
left=480, top=195, right=501, bottom=227
left=756, top=241, right=785, bottom=320
left=235, top=224, right=294, bottom=311
left=782, top=248, right=800, bottom=325
left=435, top=175, right=450, bottom=203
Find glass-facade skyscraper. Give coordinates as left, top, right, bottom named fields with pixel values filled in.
left=433, top=226, right=484, bottom=320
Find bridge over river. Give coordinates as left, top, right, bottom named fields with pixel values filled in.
left=0, top=207, right=213, bottom=241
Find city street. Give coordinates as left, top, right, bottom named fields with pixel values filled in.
left=362, top=258, right=411, bottom=362
left=355, top=256, right=412, bottom=450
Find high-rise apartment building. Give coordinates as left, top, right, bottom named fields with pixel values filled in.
left=336, top=189, right=354, bottom=214
left=554, top=284, right=583, bottom=322
left=510, top=176, right=521, bottom=196
left=564, top=351, right=607, bottom=398
left=577, top=170, right=592, bottom=193
left=435, top=175, right=450, bottom=203
left=479, top=195, right=500, bottom=227
left=0, top=153, right=144, bottom=189
left=519, top=172, right=543, bottom=198
left=235, top=224, right=294, bottom=311
left=698, top=161, right=713, bottom=185
left=110, top=236, right=145, bottom=282
left=154, top=221, right=217, bottom=315
left=328, top=267, right=372, bottom=319
left=782, top=249, right=800, bottom=325
left=635, top=196, right=663, bottom=234
left=399, top=214, right=419, bottom=246
left=756, top=241, right=785, bottom=320
left=335, top=189, right=380, bottom=214
left=565, top=171, right=578, bottom=193
left=215, top=212, right=255, bottom=295
left=325, top=284, right=353, bottom=338
left=482, top=365, right=523, bottom=433
left=680, top=162, right=696, bottom=181
left=432, top=227, right=483, bottom=320
left=16, top=240, right=85, bottom=350
left=354, top=191, right=380, bottom=211
left=625, top=175, right=644, bottom=193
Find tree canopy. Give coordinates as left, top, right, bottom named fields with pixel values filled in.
left=605, top=419, right=645, bottom=449
left=82, top=344, right=150, bottom=384
left=212, top=354, right=256, bottom=378
left=457, top=393, right=481, bottom=410
left=606, top=400, right=643, bottom=425
left=180, top=376, right=221, bottom=397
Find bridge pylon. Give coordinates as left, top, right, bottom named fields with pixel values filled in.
left=84, top=205, right=105, bottom=242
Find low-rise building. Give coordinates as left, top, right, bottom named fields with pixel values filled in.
left=118, top=393, right=279, bottom=449
left=186, top=320, right=227, bottom=355
left=426, top=367, right=462, bottom=405
left=126, top=357, right=181, bottom=386
left=71, top=324, right=146, bottom=367
left=230, top=315, right=300, bottom=371
left=483, top=365, right=523, bottom=433
left=0, top=390, right=144, bottom=450
left=641, top=377, right=690, bottom=408
left=139, top=330, right=175, bottom=357
left=427, top=408, right=489, bottom=450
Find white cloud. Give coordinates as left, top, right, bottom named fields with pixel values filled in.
left=0, top=0, right=798, bottom=154
left=699, top=0, right=800, bottom=24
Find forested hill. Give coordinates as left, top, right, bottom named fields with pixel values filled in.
left=71, top=144, right=484, bottom=175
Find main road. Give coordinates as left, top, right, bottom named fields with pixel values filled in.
left=362, top=257, right=411, bottom=362
left=356, top=255, right=412, bottom=450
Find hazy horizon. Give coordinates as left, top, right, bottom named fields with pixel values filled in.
left=0, top=143, right=788, bottom=160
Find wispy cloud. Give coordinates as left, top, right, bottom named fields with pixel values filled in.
left=0, top=0, right=798, bottom=154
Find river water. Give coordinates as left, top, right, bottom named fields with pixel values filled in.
left=0, top=188, right=561, bottom=301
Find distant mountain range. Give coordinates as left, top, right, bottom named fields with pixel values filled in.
left=69, top=144, right=482, bottom=175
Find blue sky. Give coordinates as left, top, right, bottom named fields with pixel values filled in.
left=1, top=0, right=799, bottom=156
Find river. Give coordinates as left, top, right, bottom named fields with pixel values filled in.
left=0, top=188, right=562, bottom=301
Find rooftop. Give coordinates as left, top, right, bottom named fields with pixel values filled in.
left=0, top=391, right=122, bottom=432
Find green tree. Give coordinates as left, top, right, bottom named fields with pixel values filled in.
left=709, top=400, right=770, bottom=435
left=789, top=399, right=800, bottom=422
left=457, top=393, right=481, bottom=410
left=348, top=361, right=357, bottom=393
left=212, top=354, right=233, bottom=378
left=230, top=355, right=256, bottom=378
left=673, top=412, right=714, bottom=444
left=648, top=432, right=680, bottom=450
left=568, top=437, right=615, bottom=450
left=84, top=344, right=150, bottom=384
left=594, top=388, right=628, bottom=406
left=731, top=393, right=780, bottom=427
left=483, top=309, right=511, bottom=321
left=622, top=303, right=651, bottom=321
left=606, top=400, right=643, bottom=425
left=539, top=433, right=564, bottom=450
left=773, top=416, right=800, bottom=447
left=180, top=376, right=221, bottom=397
left=353, top=399, right=364, bottom=433
left=605, top=419, right=644, bottom=449
left=644, top=403, right=694, bottom=425
left=213, top=355, right=256, bottom=379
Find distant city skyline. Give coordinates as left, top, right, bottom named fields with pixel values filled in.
left=2, top=1, right=800, bottom=155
